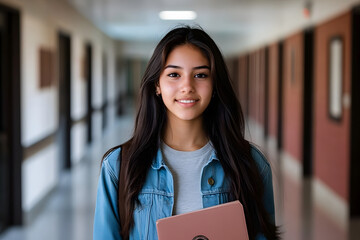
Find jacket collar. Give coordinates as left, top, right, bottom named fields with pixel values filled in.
left=151, top=148, right=165, bottom=170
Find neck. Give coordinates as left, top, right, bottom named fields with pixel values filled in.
left=162, top=116, right=208, bottom=151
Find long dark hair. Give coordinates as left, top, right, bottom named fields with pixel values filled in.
left=104, top=26, right=279, bottom=240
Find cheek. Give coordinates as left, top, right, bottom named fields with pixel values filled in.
left=199, top=83, right=213, bottom=100
left=160, top=83, right=176, bottom=95
left=159, top=84, right=176, bottom=102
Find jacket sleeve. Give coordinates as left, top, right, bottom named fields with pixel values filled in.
left=255, top=166, right=275, bottom=240
left=93, top=152, right=122, bottom=240
left=251, top=145, right=276, bottom=240
left=262, top=163, right=275, bottom=223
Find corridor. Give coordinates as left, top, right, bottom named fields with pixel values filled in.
left=0, top=108, right=135, bottom=240
left=1, top=0, right=360, bottom=239
left=1, top=106, right=359, bottom=240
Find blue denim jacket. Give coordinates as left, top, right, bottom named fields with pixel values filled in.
left=93, top=145, right=275, bottom=240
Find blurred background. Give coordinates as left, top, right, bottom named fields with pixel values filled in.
left=1, top=0, right=360, bottom=239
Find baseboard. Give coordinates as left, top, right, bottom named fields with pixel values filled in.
left=23, top=185, right=58, bottom=225
left=313, top=178, right=349, bottom=229
left=245, top=118, right=265, bottom=147
left=265, top=135, right=278, bottom=160
left=281, top=151, right=302, bottom=183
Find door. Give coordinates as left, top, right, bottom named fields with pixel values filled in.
left=0, top=10, right=8, bottom=233
left=0, top=4, right=22, bottom=232
left=264, top=47, right=269, bottom=138
left=313, top=10, right=351, bottom=207
left=58, top=32, right=71, bottom=170
left=350, top=5, right=360, bottom=218
left=85, top=43, right=92, bottom=143
left=302, top=29, right=314, bottom=177
left=102, top=53, right=108, bottom=131
left=277, top=42, right=284, bottom=150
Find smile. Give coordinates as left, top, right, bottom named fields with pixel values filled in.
left=177, top=99, right=197, bottom=103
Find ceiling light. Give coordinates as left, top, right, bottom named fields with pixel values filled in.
left=159, top=11, right=197, bottom=20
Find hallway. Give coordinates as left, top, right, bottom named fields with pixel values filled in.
left=1, top=0, right=360, bottom=239
left=0, top=111, right=135, bottom=240
left=1, top=107, right=359, bottom=240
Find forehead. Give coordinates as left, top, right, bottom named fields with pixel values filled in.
left=165, top=44, right=209, bottom=66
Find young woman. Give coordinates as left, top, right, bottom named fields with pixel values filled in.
left=93, top=26, right=279, bottom=240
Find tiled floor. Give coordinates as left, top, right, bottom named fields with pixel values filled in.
left=0, top=109, right=359, bottom=240
left=0, top=111, right=135, bottom=240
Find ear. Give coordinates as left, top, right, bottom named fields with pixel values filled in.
left=155, top=83, right=161, bottom=95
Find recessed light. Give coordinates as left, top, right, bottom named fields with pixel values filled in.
left=159, top=11, right=197, bottom=20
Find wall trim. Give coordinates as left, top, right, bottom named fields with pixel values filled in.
left=23, top=133, right=56, bottom=160
left=71, top=115, right=87, bottom=126
left=23, top=184, right=57, bottom=225
left=93, top=101, right=107, bottom=113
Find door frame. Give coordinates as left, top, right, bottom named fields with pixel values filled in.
left=0, top=3, right=22, bottom=232
left=102, top=52, right=108, bottom=132
left=85, top=43, right=93, bottom=143
left=58, top=32, right=72, bottom=170
left=350, top=5, right=360, bottom=218
left=303, top=28, right=314, bottom=177
left=264, top=47, right=269, bottom=138
left=277, top=41, right=284, bottom=150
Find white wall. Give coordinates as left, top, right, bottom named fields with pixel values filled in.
left=21, top=12, right=58, bottom=147
left=71, top=36, right=87, bottom=121
left=22, top=145, right=58, bottom=211
left=106, top=42, right=118, bottom=127
left=71, top=36, right=88, bottom=165
left=0, top=0, right=119, bottom=212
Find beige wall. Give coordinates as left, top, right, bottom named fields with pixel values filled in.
left=0, top=0, right=120, bottom=212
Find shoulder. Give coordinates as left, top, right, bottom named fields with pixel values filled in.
left=249, top=143, right=271, bottom=178
left=102, top=147, right=122, bottom=181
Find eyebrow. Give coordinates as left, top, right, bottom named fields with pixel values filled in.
left=164, top=65, right=210, bottom=70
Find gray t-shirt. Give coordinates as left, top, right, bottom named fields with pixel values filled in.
left=161, top=141, right=213, bottom=215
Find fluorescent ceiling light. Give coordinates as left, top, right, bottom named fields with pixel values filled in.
left=159, top=11, right=197, bottom=20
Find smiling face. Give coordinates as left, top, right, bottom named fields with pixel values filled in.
left=157, top=44, right=213, bottom=123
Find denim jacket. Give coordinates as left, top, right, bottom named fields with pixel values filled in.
left=93, top=145, right=275, bottom=240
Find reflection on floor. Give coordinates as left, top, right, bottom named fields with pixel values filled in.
left=0, top=111, right=359, bottom=240
left=246, top=119, right=360, bottom=240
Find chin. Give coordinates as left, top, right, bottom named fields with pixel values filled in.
left=176, top=114, right=203, bottom=122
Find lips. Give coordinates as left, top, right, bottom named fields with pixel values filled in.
left=175, top=98, right=199, bottom=107
left=177, top=99, right=196, bottom=103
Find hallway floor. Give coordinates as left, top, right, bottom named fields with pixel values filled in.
left=0, top=110, right=359, bottom=240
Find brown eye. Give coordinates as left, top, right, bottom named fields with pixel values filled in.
left=194, top=73, right=208, bottom=78
left=168, top=73, right=180, bottom=78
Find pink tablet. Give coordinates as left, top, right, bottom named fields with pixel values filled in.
left=156, top=200, right=249, bottom=240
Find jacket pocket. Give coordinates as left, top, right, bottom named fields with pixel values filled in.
left=132, top=193, right=153, bottom=239
left=202, top=192, right=231, bottom=208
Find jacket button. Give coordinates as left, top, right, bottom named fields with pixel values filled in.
left=208, top=177, right=215, bottom=186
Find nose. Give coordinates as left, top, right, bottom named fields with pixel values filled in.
left=180, top=74, right=195, bottom=93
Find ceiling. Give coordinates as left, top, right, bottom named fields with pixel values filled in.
left=65, top=0, right=359, bottom=57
